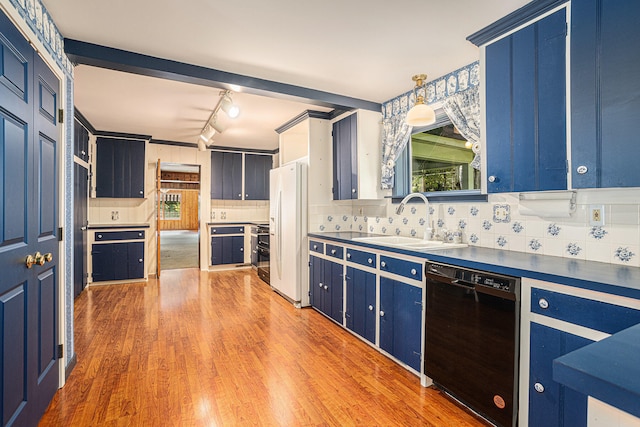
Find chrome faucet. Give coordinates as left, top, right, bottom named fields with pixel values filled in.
left=395, top=193, right=432, bottom=240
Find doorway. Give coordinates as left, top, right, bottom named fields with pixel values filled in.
left=158, top=163, right=201, bottom=270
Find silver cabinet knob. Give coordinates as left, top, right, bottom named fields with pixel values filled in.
left=238, top=193, right=242, bottom=197
left=331, top=249, right=336, bottom=255
left=324, top=285, right=328, bottom=290
left=411, top=268, right=417, bottom=275
left=138, top=259, right=143, bottom=263
left=212, top=229, right=216, bottom=233
left=538, top=298, right=549, bottom=309
left=346, top=253, right=351, bottom=259
left=97, top=234, right=102, bottom=238
left=313, top=245, right=318, bottom=250
left=379, top=310, right=385, bottom=317
left=352, top=188, right=356, bottom=193
left=577, top=165, right=588, bottom=174
left=368, top=305, right=373, bottom=311
left=534, top=383, right=545, bottom=393
left=139, top=190, right=143, bottom=194
left=138, top=232, right=143, bottom=237
left=81, top=150, right=86, bottom=155
left=488, top=175, right=497, bottom=183
left=81, top=226, right=87, bottom=231
left=319, top=282, right=323, bottom=288
left=245, top=194, right=248, bottom=197
left=381, top=261, right=386, bottom=268
left=367, top=258, right=372, bottom=264
left=240, top=248, right=244, bottom=252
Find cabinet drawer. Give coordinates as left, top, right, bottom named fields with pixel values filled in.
left=94, top=230, right=145, bottom=241
left=379, top=255, right=423, bottom=281
left=210, top=226, right=245, bottom=235
left=309, top=240, right=324, bottom=254
left=325, top=244, right=344, bottom=260
left=531, top=288, right=640, bottom=334
left=346, top=248, right=376, bottom=268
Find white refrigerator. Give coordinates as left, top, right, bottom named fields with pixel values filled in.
left=269, top=160, right=309, bottom=307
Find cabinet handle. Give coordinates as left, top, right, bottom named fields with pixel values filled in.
left=538, top=298, right=549, bottom=310
left=138, top=258, right=143, bottom=263
left=212, top=229, right=216, bottom=233
left=138, top=232, right=143, bottom=237
left=410, top=268, right=417, bottom=275
left=488, top=175, right=497, bottom=183
left=319, top=282, right=323, bottom=288
left=380, top=261, right=386, bottom=268
left=81, top=150, right=86, bottom=155
left=81, top=226, right=87, bottom=231
left=534, top=383, right=545, bottom=393
left=368, top=305, right=373, bottom=311
left=245, top=194, right=248, bottom=198
left=324, top=285, right=328, bottom=290
left=351, top=188, right=356, bottom=193
left=313, top=245, right=318, bottom=250
left=240, top=248, right=244, bottom=252
left=238, top=193, right=242, bottom=197
left=367, top=258, right=372, bottom=264
left=346, top=253, right=351, bottom=259
left=139, top=190, right=143, bottom=195
left=576, top=165, right=588, bottom=175
left=379, top=310, right=385, bottom=317
left=331, top=249, right=336, bottom=255
left=97, top=234, right=102, bottom=239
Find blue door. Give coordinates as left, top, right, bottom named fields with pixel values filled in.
left=345, top=266, right=376, bottom=344
left=0, top=9, right=60, bottom=426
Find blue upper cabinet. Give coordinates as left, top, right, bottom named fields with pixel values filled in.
left=485, top=9, right=567, bottom=193
left=96, top=137, right=145, bottom=198
left=244, top=153, right=271, bottom=200
left=571, top=0, right=640, bottom=188
left=332, top=113, right=358, bottom=200
left=211, top=151, right=242, bottom=200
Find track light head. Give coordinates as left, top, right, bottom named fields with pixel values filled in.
left=220, top=93, right=240, bottom=119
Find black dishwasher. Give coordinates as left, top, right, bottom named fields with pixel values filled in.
left=424, top=262, right=520, bottom=427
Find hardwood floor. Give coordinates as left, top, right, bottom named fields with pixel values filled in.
left=40, top=269, right=488, bottom=426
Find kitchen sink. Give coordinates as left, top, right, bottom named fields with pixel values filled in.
left=352, top=235, right=467, bottom=250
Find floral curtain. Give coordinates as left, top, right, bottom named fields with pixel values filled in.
left=380, top=95, right=413, bottom=189
left=442, top=85, right=481, bottom=170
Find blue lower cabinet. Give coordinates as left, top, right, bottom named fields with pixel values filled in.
left=529, top=322, right=592, bottom=427
left=345, top=266, right=376, bottom=344
left=92, top=241, right=144, bottom=282
left=309, top=256, right=344, bottom=323
left=380, top=277, right=422, bottom=371
left=211, top=235, right=244, bottom=265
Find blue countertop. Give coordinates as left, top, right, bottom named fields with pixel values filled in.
left=308, top=232, right=640, bottom=299
left=553, top=324, right=640, bottom=418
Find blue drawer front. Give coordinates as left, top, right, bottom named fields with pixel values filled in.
left=309, top=240, right=324, bottom=254
left=379, top=255, right=423, bottom=281
left=94, top=230, right=145, bottom=241
left=532, top=288, right=640, bottom=334
left=211, top=226, right=244, bottom=234
left=346, top=248, right=376, bottom=268
left=325, top=244, right=344, bottom=260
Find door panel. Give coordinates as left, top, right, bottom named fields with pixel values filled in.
left=74, top=163, right=88, bottom=297
left=0, top=10, right=60, bottom=425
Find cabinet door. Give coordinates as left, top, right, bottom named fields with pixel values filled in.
left=245, top=154, right=271, bottom=200
left=571, top=0, right=640, bottom=188
left=211, top=151, right=243, bottom=200
left=127, top=241, right=144, bottom=279
left=332, top=113, right=357, bottom=200
left=345, top=266, right=376, bottom=344
left=250, top=234, right=258, bottom=267
left=228, top=235, right=245, bottom=264
left=74, top=119, right=89, bottom=162
left=485, top=9, right=567, bottom=193
left=380, top=277, right=422, bottom=371
left=92, top=243, right=116, bottom=282
left=96, top=138, right=145, bottom=198
left=211, top=236, right=223, bottom=265
left=309, top=255, right=324, bottom=311
left=529, top=322, right=592, bottom=427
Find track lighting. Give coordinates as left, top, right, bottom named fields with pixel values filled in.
left=196, top=90, right=240, bottom=150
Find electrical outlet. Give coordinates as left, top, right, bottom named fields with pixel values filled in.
left=589, top=205, right=605, bottom=226
left=111, top=211, right=119, bottom=221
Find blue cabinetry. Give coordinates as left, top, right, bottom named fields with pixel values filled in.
left=379, top=277, right=422, bottom=372
left=309, top=255, right=344, bottom=324
left=529, top=323, right=592, bottom=427
left=74, top=118, right=89, bottom=162
left=345, top=266, right=376, bottom=344
left=571, top=0, right=640, bottom=188
left=332, top=113, right=357, bottom=200
left=210, top=226, right=245, bottom=265
left=95, top=137, right=145, bottom=198
left=211, top=151, right=242, bottom=200
left=91, top=229, right=145, bottom=282
left=485, top=9, right=567, bottom=193
left=244, top=153, right=271, bottom=200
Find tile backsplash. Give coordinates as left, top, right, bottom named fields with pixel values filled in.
left=309, top=192, right=640, bottom=268
left=210, top=200, right=269, bottom=222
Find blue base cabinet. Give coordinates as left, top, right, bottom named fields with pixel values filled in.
left=485, top=8, right=567, bottom=193
left=380, top=277, right=422, bottom=372
left=92, top=241, right=144, bottom=282
left=309, top=255, right=344, bottom=324
left=345, top=266, right=376, bottom=344
left=529, top=323, right=592, bottom=427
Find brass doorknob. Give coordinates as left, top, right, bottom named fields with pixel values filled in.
left=43, top=253, right=53, bottom=263
left=26, top=254, right=36, bottom=268
left=34, top=252, right=45, bottom=266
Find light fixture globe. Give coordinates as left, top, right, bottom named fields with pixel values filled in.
left=406, top=74, right=436, bottom=127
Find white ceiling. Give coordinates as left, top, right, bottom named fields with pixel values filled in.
left=43, top=0, right=531, bottom=151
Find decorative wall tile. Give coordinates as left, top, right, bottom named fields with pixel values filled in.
left=614, top=247, right=635, bottom=263
left=589, top=226, right=607, bottom=240
left=547, top=223, right=561, bottom=236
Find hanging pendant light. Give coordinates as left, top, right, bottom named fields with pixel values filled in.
left=406, top=74, right=436, bottom=127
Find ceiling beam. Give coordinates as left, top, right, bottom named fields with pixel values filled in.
left=64, top=39, right=381, bottom=112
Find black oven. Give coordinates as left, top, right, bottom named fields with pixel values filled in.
left=255, top=225, right=270, bottom=284
left=424, top=262, right=520, bottom=427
